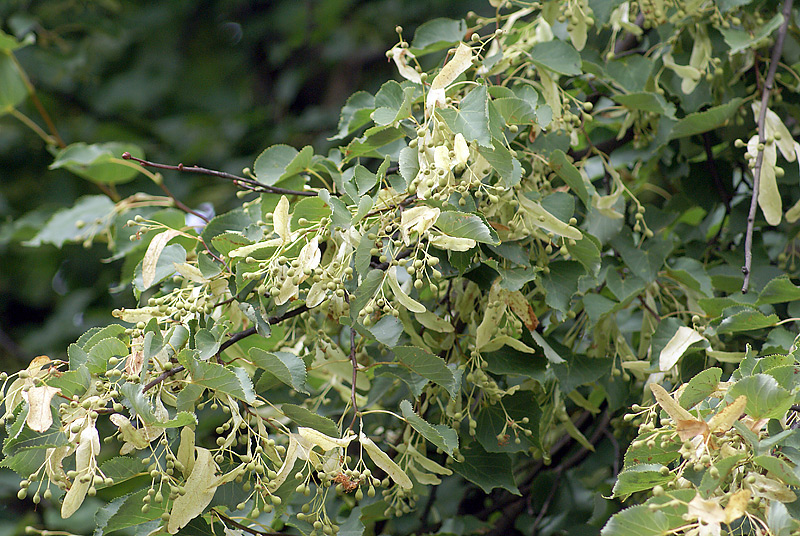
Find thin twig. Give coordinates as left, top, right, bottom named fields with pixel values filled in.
left=121, top=152, right=317, bottom=197
left=342, top=293, right=360, bottom=430
left=742, top=0, right=794, bottom=293
left=211, top=508, right=287, bottom=536
left=141, top=305, right=308, bottom=392
left=156, top=181, right=210, bottom=223
left=637, top=295, right=661, bottom=321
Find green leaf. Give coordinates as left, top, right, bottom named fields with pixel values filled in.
left=48, top=365, right=91, bottom=400
left=451, top=444, right=520, bottom=495
left=410, top=18, right=467, bottom=54
left=720, top=14, right=783, bottom=54
left=715, top=309, right=779, bottom=334
left=601, top=505, right=680, bottom=536
left=728, top=374, right=794, bottom=420
left=539, top=260, right=585, bottom=313
left=351, top=269, right=385, bottom=318
left=83, top=324, right=126, bottom=350
left=337, top=506, right=365, bottom=536
left=368, top=315, right=404, bottom=347
left=119, top=383, right=197, bottom=427
left=757, top=276, right=800, bottom=304
left=343, top=125, right=407, bottom=162
left=667, top=98, right=744, bottom=140
left=0, top=30, right=35, bottom=52
left=475, top=392, right=542, bottom=453
left=606, top=55, right=654, bottom=93
left=552, top=351, right=612, bottom=392
left=3, top=418, right=67, bottom=455
left=484, top=345, right=546, bottom=380
left=529, top=40, right=582, bottom=76
left=331, top=91, right=375, bottom=140
left=679, top=368, right=722, bottom=409
left=1, top=448, right=47, bottom=478
left=281, top=403, right=339, bottom=437
left=95, top=489, right=165, bottom=536
left=134, top=244, right=186, bottom=291
left=318, top=189, right=352, bottom=229
left=291, top=197, right=331, bottom=230
left=0, top=52, right=28, bottom=113
left=612, top=464, right=672, bottom=498
left=698, top=453, right=745, bottom=497
left=435, top=211, right=499, bottom=245
left=372, top=81, right=414, bottom=126
left=492, top=97, right=536, bottom=124
left=394, top=346, right=458, bottom=398
left=24, top=195, right=116, bottom=248
left=438, top=85, right=491, bottom=147
left=183, top=357, right=256, bottom=403
left=399, top=400, right=458, bottom=455
left=374, top=364, right=430, bottom=397
left=752, top=455, right=800, bottom=487
left=610, top=235, right=673, bottom=283
left=253, top=144, right=313, bottom=185
left=50, top=142, right=145, bottom=184
left=86, top=337, right=128, bottom=374
left=623, top=432, right=681, bottom=469
left=477, top=139, right=515, bottom=186
left=250, top=348, right=309, bottom=394
left=549, top=149, right=591, bottom=207
left=97, top=456, right=145, bottom=487
left=614, top=92, right=676, bottom=118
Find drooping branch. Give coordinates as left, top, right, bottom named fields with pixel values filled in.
left=742, top=0, right=794, bottom=293
left=141, top=304, right=309, bottom=393
left=121, top=152, right=318, bottom=197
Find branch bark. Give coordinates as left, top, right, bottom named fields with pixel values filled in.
left=742, top=0, right=793, bottom=293
left=141, top=304, right=308, bottom=393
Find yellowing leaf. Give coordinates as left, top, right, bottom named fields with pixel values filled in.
left=109, top=413, right=150, bottom=454
left=724, top=489, right=750, bottom=523
left=298, top=427, right=355, bottom=451
left=748, top=134, right=782, bottom=226
left=360, top=432, right=413, bottom=489
left=177, top=426, right=195, bottom=478
left=708, top=395, right=746, bottom=434
left=62, top=425, right=100, bottom=518
left=271, top=435, right=300, bottom=491
left=142, top=229, right=181, bottom=289
left=414, top=311, right=454, bottom=333
left=388, top=46, right=422, bottom=84
left=658, top=326, right=706, bottom=371
left=504, top=290, right=539, bottom=331
left=406, top=445, right=452, bottom=475
left=676, top=419, right=709, bottom=441
left=428, top=234, right=476, bottom=251
left=167, top=447, right=219, bottom=534
left=518, top=195, right=582, bottom=240
left=401, top=206, right=440, bottom=245
left=23, top=385, right=60, bottom=432
left=273, top=195, right=290, bottom=243
left=650, top=383, right=695, bottom=423
left=430, top=43, right=473, bottom=91
left=387, top=266, right=426, bottom=313
left=453, top=133, right=470, bottom=166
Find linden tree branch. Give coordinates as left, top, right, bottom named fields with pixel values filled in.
left=742, top=0, right=793, bottom=293
left=121, top=152, right=318, bottom=197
